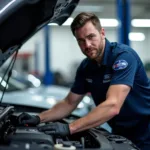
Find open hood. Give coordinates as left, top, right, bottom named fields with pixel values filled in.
left=0, top=0, right=79, bottom=67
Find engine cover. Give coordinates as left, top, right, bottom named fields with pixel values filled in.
left=6, top=127, right=54, bottom=149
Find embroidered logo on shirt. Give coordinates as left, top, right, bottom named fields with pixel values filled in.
left=112, top=60, right=128, bottom=71
left=86, top=78, right=93, bottom=83
left=103, top=74, right=112, bottom=83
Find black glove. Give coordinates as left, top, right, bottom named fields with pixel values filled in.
left=38, top=122, right=70, bottom=136
left=18, top=112, right=40, bottom=126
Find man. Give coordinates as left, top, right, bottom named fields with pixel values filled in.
left=18, top=12, right=150, bottom=150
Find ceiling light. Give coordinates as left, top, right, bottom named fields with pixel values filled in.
left=100, top=19, right=119, bottom=27
left=129, top=32, right=145, bottom=41
left=49, top=18, right=150, bottom=28
left=48, top=18, right=119, bottom=27
left=75, top=6, right=104, bottom=12
left=131, top=19, right=150, bottom=27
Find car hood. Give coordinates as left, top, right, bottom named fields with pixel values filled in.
left=2, top=85, right=69, bottom=109
left=0, top=0, right=79, bottom=67
left=1, top=85, right=90, bottom=117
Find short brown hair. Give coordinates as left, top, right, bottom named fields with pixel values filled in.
left=71, top=12, right=102, bottom=36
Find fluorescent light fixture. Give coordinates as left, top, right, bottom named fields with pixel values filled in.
left=131, top=19, right=150, bottom=27
left=100, top=19, right=119, bottom=27
left=49, top=18, right=149, bottom=28
left=75, top=6, right=104, bottom=12
left=62, top=18, right=119, bottom=27
left=49, top=17, right=118, bottom=27
left=129, top=32, right=145, bottom=41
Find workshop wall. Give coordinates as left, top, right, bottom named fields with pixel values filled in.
left=19, top=26, right=150, bottom=80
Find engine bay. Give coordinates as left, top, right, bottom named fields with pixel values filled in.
left=0, top=105, right=139, bottom=150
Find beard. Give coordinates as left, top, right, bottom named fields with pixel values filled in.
left=84, top=43, right=104, bottom=62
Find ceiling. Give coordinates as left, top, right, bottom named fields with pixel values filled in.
left=71, top=0, right=150, bottom=19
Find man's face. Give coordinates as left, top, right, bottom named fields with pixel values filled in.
left=75, top=21, right=105, bottom=62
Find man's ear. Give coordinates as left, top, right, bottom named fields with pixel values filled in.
left=100, top=28, right=105, bottom=39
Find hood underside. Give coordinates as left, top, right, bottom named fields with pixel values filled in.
left=0, top=0, right=79, bottom=67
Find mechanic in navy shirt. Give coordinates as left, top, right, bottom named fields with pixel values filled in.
left=18, top=12, right=150, bottom=150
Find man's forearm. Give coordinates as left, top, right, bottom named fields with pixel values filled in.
left=69, top=100, right=118, bottom=134
left=38, top=100, right=77, bottom=123
left=70, top=117, right=103, bottom=133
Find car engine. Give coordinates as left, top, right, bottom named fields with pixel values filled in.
left=0, top=105, right=140, bottom=150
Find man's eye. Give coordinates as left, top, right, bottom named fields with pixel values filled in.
left=78, top=40, right=85, bottom=44
left=88, top=35, right=95, bottom=39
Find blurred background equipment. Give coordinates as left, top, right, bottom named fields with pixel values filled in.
left=6, top=0, right=149, bottom=86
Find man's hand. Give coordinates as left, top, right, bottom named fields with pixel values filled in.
left=18, top=112, right=40, bottom=126
left=38, top=122, right=70, bottom=136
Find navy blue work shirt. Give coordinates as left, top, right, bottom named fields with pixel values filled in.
left=71, top=38, right=150, bottom=146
